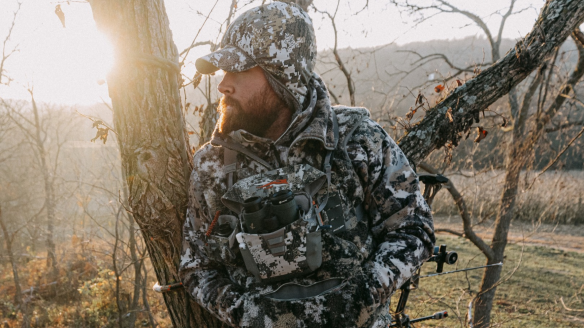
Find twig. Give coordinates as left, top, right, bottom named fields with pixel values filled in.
left=525, top=126, right=584, bottom=190
left=435, top=228, right=463, bottom=237
left=560, top=297, right=584, bottom=312
left=419, top=162, right=494, bottom=260
left=180, top=0, right=220, bottom=66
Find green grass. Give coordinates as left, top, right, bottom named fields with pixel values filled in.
left=390, top=235, right=584, bottom=327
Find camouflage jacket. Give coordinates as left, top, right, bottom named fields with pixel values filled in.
left=179, top=75, right=435, bottom=327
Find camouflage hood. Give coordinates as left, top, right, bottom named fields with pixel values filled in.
left=196, top=1, right=317, bottom=111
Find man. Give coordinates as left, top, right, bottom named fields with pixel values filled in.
left=179, top=2, right=435, bottom=327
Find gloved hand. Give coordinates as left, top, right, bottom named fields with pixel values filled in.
left=237, top=269, right=381, bottom=328
left=315, top=266, right=381, bottom=327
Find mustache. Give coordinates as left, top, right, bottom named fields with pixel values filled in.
left=220, top=96, right=242, bottom=111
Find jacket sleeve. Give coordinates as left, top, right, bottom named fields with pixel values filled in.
left=179, top=157, right=331, bottom=327
left=347, top=118, right=436, bottom=305
left=179, top=152, right=249, bottom=327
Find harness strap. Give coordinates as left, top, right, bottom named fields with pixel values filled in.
left=316, top=111, right=339, bottom=215
left=212, top=137, right=274, bottom=170
left=343, top=116, right=368, bottom=158
left=224, top=148, right=238, bottom=189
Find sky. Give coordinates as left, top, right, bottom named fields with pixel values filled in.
left=0, top=0, right=543, bottom=105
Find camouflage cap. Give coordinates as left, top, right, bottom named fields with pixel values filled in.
left=196, top=1, right=317, bottom=109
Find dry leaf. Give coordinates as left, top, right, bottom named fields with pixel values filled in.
left=501, top=116, right=508, bottom=127
left=456, top=79, right=463, bottom=86
left=474, top=126, right=488, bottom=143
left=446, top=108, right=453, bottom=123
left=415, top=93, right=424, bottom=106
left=406, top=107, right=416, bottom=120
left=192, top=72, right=203, bottom=89
left=91, top=128, right=109, bottom=144
left=55, top=5, right=66, bottom=28
left=434, top=84, right=445, bottom=93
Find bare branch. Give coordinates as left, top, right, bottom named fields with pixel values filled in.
left=314, top=1, right=356, bottom=106
left=435, top=228, right=463, bottom=237
left=521, top=28, right=584, bottom=156
left=493, top=0, right=517, bottom=61
left=532, top=126, right=584, bottom=179
left=419, top=162, right=495, bottom=260
left=179, top=41, right=214, bottom=57
left=545, top=119, right=584, bottom=133
left=397, top=2, right=584, bottom=164
left=179, top=0, right=220, bottom=66
left=514, top=68, right=544, bottom=136
left=0, top=1, right=21, bottom=84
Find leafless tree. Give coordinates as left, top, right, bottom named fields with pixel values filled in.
left=0, top=1, right=21, bottom=85
left=0, top=139, right=42, bottom=328
left=314, top=0, right=357, bottom=106
left=4, top=91, right=75, bottom=273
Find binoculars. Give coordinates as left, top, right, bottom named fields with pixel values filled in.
left=242, top=189, right=300, bottom=234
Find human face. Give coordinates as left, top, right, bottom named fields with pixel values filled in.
left=217, top=66, right=287, bottom=137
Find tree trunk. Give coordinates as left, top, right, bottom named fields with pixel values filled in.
left=30, top=95, right=57, bottom=272
left=473, top=30, right=584, bottom=327
left=472, top=144, right=523, bottom=327
left=128, top=209, right=142, bottom=328
left=0, top=206, right=23, bottom=306
left=88, top=1, right=222, bottom=327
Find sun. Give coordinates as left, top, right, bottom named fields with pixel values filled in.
left=1, top=2, right=114, bottom=105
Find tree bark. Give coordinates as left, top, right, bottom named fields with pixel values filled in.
left=88, top=1, right=222, bottom=327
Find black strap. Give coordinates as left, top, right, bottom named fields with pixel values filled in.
left=224, top=148, right=238, bottom=189
left=316, top=111, right=339, bottom=215
left=212, top=137, right=274, bottom=170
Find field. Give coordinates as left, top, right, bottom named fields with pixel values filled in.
left=393, top=234, right=584, bottom=327
left=430, top=170, right=584, bottom=225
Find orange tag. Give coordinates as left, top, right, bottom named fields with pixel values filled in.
left=259, top=179, right=288, bottom=189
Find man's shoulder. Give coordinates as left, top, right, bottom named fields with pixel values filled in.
left=332, top=105, right=369, bottom=125
left=192, top=142, right=223, bottom=174
left=331, top=105, right=390, bottom=144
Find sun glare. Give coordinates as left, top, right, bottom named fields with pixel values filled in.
left=0, top=2, right=114, bottom=105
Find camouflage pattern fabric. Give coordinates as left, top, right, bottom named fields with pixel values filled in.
left=195, top=2, right=317, bottom=110
left=224, top=164, right=326, bottom=282
left=179, top=71, right=435, bottom=327
left=222, top=164, right=326, bottom=213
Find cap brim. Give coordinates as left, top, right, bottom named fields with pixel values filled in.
left=195, top=45, right=257, bottom=74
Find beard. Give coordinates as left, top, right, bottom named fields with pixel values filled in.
left=218, top=84, right=288, bottom=137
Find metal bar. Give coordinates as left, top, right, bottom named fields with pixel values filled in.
left=420, top=263, right=503, bottom=278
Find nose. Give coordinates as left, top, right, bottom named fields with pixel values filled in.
left=217, top=72, right=234, bottom=95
